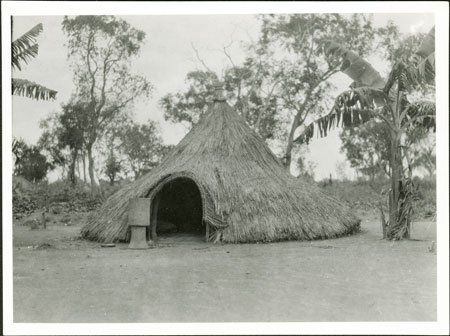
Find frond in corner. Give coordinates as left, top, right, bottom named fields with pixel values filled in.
left=12, top=78, right=58, bottom=100
left=12, top=23, right=43, bottom=70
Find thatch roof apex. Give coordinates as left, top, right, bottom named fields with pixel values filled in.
left=212, top=81, right=226, bottom=102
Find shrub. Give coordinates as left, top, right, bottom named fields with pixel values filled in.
left=12, top=178, right=107, bottom=215
left=319, top=177, right=436, bottom=219
left=13, top=192, right=38, bottom=215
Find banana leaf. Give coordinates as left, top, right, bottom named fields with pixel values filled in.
left=12, top=23, right=43, bottom=71
left=323, top=41, right=386, bottom=89
left=12, top=78, right=57, bottom=100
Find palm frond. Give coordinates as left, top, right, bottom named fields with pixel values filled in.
left=415, top=27, right=435, bottom=81
left=323, top=41, right=386, bottom=89
left=384, top=60, right=420, bottom=93
left=418, top=51, right=435, bottom=72
left=295, top=87, right=388, bottom=145
left=387, top=177, right=419, bottom=240
left=12, top=78, right=57, bottom=100
left=12, top=43, right=40, bottom=71
left=403, top=100, right=436, bottom=132
left=385, top=26, right=436, bottom=92
left=414, top=26, right=435, bottom=84
left=416, top=26, right=435, bottom=58
left=12, top=23, right=43, bottom=70
left=415, top=51, right=435, bottom=85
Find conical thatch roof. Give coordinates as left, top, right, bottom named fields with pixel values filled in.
left=81, top=90, right=360, bottom=244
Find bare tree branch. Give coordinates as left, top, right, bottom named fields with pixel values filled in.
left=191, top=42, right=214, bottom=73
left=222, top=43, right=236, bottom=68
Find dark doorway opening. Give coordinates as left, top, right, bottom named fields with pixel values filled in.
left=151, top=177, right=204, bottom=238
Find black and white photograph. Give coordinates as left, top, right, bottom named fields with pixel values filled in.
left=2, top=1, right=449, bottom=335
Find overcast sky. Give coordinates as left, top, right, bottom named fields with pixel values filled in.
left=11, top=13, right=434, bottom=180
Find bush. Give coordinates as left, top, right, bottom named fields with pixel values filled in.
left=319, top=179, right=385, bottom=210
left=319, top=177, right=436, bottom=219
left=413, top=177, right=436, bottom=219
left=13, top=176, right=39, bottom=215
left=12, top=178, right=107, bottom=215
left=13, top=192, right=38, bottom=215
left=43, top=180, right=103, bottom=212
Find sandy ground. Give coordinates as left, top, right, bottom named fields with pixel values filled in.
left=12, top=210, right=436, bottom=322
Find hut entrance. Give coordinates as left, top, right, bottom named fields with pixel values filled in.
left=150, top=177, right=205, bottom=241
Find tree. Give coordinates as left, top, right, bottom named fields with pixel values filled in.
left=104, top=150, right=122, bottom=186
left=410, top=145, right=435, bottom=178
left=115, top=120, right=170, bottom=179
left=11, top=21, right=57, bottom=100
left=340, top=119, right=391, bottom=181
left=38, top=102, right=89, bottom=184
left=160, top=14, right=379, bottom=170
left=338, top=24, right=435, bottom=182
left=295, top=153, right=317, bottom=182
left=405, top=126, right=436, bottom=178
left=12, top=138, right=29, bottom=174
left=12, top=139, right=52, bottom=182
left=160, top=65, right=279, bottom=141
left=258, top=14, right=379, bottom=170
left=38, top=113, right=70, bottom=178
left=99, top=118, right=171, bottom=181
left=335, top=160, right=351, bottom=181
left=57, top=101, right=90, bottom=184
left=161, top=71, right=219, bottom=128
left=296, top=27, right=436, bottom=240
left=62, top=15, right=152, bottom=191
left=222, top=57, right=279, bottom=140
left=340, top=116, right=435, bottom=182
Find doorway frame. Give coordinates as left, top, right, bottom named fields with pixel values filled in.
left=147, top=174, right=209, bottom=242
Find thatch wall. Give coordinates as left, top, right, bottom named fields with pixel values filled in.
left=81, top=100, right=360, bottom=243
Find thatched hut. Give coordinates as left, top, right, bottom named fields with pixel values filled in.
left=81, top=85, right=360, bottom=243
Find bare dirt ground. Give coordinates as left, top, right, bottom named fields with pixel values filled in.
left=12, top=210, right=436, bottom=322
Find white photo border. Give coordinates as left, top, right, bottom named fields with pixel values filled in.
left=2, top=1, right=449, bottom=335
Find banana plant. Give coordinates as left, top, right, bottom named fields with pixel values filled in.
left=295, top=26, right=436, bottom=240
left=12, top=22, right=57, bottom=100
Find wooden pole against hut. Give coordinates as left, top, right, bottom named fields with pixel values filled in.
left=151, top=195, right=160, bottom=241
left=205, top=221, right=210, bottom=242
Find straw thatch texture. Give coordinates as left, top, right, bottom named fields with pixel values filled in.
left=81, top=99, right=360, bottom=243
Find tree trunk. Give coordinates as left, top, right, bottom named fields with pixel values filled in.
left=41, top=210, right=47, bottom=229
left=82, top=151, right=87, bottom=183
left=68, top=150, right=78, bottom=185
left=387, top=131, right=411, bottom=239
left=283, top=93, right=314, bottom=172
left=388, top=134, right=399, bottom=236
left=284, top=113, right=302, bottom=171
left=369, top=153, right=375, bottom=183
left=87, top=143, right=98, bottom=192
left=60, top=165, right=66, bottom=181
left=76, top=155, right=82, bottom=180
left=386, top=85, right=412, bottom=240
left=379, top=204, right=387, bottom=239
